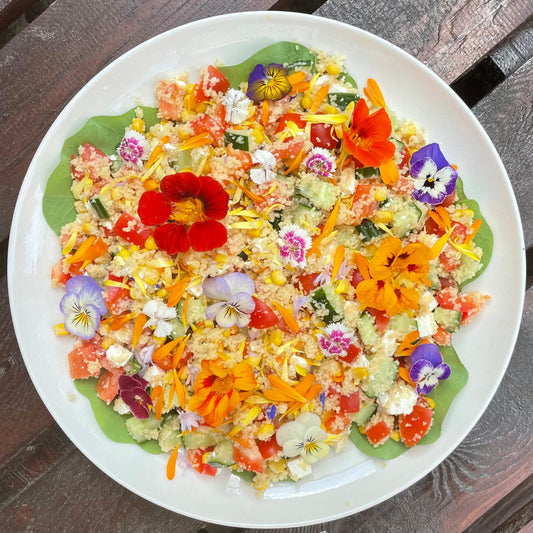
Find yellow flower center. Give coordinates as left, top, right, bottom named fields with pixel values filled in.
left=170, top=198, right=205, bottom=224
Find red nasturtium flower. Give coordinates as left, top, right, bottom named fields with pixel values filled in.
left=342, top=98, right=395, bottom=167
left=138, top=172, right=229, bottom=254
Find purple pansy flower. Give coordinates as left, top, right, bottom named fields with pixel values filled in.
left=203, top=272, right=256, bottom=328
left=305, top=147, right=337, bottom=177
left=278, top=224, right=312, bottom=268
left=118, top=374, right=152, bottom=419
left=118, top=129, right=150, bottom=166
left=60, top=275, right=107, bottom=340
left=409, top=343, right=451, bottom=395
left=292, top=294, right=309, bottom=316
left=410, top=143, right=458, bottom=205
left=246, top=63, right=292, bottom=102
left=318, top=323, right=353, bottom=357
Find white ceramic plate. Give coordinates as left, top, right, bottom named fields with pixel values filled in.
left=8, top=11, right=525, bottom=528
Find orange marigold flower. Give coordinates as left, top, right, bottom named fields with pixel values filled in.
left=341, top=98, right=395, bottom=167
left=188, top=359, right=256, bottom=427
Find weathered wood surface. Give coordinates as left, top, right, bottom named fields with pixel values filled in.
left=0, top=0, right=280, bottom=246
left=317, top=0, right=533, bottom=84
left=0, top=0, right=34, bottom=30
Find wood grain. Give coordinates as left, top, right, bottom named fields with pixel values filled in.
left=0, top=0, right=280, bottom=245
left=317, top=0, right=533, bottom=84
left=0, top=0, right=34, bottom=31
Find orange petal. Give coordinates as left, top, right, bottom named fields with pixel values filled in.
left=379, top=158, right=399, bottom=185
left=132, top=313, right=147, bottom=348
left=364, top=78, right=386, bottom=108
left=233, top=361, right=257, bottom=391
left=166, top=444, right=180, bottom=480
left=271, top=300, right=300, bottom=333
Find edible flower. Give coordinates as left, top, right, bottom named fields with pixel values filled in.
left=410, top=143, right=458, bottom=205
left=178, top=409, right=203, bottom=433
left=203, top=272, right=256, bottom=328
left=60, top=275, right=107, bottom=340
left=341, top=98, right=395, bottom=167
left=304, top=147, right=337, bottom=177
left=118, top=374, right=152, bottom=419
left=250, top=149, right=277, bottom=184
left=138, top=172, right=229, bottom=254
left=188, top=359, right=257, bottom=427
left=318, top=323, right=353, bottom=357
left=118, top=129, right=151, bottom=167
left=142, top=300, right=177, bottom=337
left=275, top=412, right=329, bottom=464
left=222, top=88, right=251, bottom=124
left=409, top=343, right=451, bottom=394
left=247, top=63, right=291, bottom=101
left=278, top=224, right=312, bottom=268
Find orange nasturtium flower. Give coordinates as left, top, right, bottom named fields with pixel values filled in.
left=188, top=359, right=257, bottom=427
left=354, top=236, right=431, bottom=316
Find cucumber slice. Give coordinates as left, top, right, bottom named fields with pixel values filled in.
left=355, top=167, right=379, bottom=179
left=353, top=403, right=377, bottom=426
left=224, top=130, right=251, bottom=151
left=158, top=414, right=182, bottom=452
left=238, top=251, right=249, bottom=261
left=270, top=210, right=283, bottom=231
left=125, top=412, right=163, bottom=443
left=205, top=439, right=235, bottom=467
left=390, top=202, right=422, bottom=238
left=362, top=356, right=399, bottom=398
left=388, top=314, right=417, bottom=336
left=433, top=307, right=462, bottom=333
left=428, top=264, right=442, bottom=291
left=297, top=179, right=337, bottom=211
left=290, top=203, right=323, bottom=227
left=356, top=312, right=379, bottom=347
left=309, top=285, right=344, bottom=325
left=89, top=196, right=110, bottom=219
left=356, top=219, right=385, bottom=242
left=327, top=92, right=359, bottom=110
left=182, top=428, right=220, bottom=449
left=171, top=149, right=192, bottom=171
left=168, top=296, right=207, bottom=339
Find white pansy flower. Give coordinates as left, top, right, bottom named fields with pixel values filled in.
left=276, top=412, right=329, bottom=465
left=142, top=300, right=177, bottom=338
left=223, top=89, right=251, bottom=124
left=250, top=150, right=277, bottom=185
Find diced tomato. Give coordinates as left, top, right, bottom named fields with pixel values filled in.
left=194, top=65, right=230, bottom=103
left=350, top=269, right=365, bottom=290
left=437, top=287, right=488, bottom=325
left=324, top=413, right=351, bottom=434
left=398, top=146, right=411, bottom=170
left=309, top=122, right=339, bottom=149
left=439, top=249, right=461, bottom=272
left=367, top=308, right=390, bottom=333
left=113, top=213, right=152, bottom=248
left=439, top=190, right=456, bottom=207
left=451, top=221, right=468, bottom=243
left=95, top=368, right=122, bottom=404
left=233, top=441, right=264, bottom=473
left=365, top=420, right=391, bottom=445
left=424, top=216, right=444, bottom=236
left=248, top=297, right=278, bottom=329
left=51, top=259, right=71, bottom=287
left=272, top=139, right=304, bottom=160
left=433, top=326, right=452, bottom=346
left=338, top=342, right=361, bottom=364
left=105, top=274, right=131, bottom=315
left=187, top=448, right=218, bottom=476
left=275, top=112, right=306, bottom=133
left=156, top=79, right=186, bottom=121
left=190, top=113, right=224, bottom=144
left=70, top=143, right=109, bottom=181
left=296, top=273, right=319, bottom=295
left=339, top=391, right=360, bottom=414
left=226, top=144, right=252, bottom=173
left=67, top=337, right=105, bottom=380
left=399, top=403, right=433, bottom=447
left=352, top=182, right=379, bottom=223
left=436, top=286, right=458, bottom=310
left=439, top=276, right=458, bottom=290
left=257, top=436, right=282, bottom=460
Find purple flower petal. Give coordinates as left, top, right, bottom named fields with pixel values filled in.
left=205, top=301, right=229, bottom=320
left=78, top=285, right=108, bottom=316
left=65, top=275, right=99, bottom=295
left=223, top=272, right=255, bottom=297
left=411, top=343, right=442, bottom=366
left=434, top=362, right=451, bottom=381
left=229, top=292, right=256, bottom=314
left=60, top=292, right=81, bottom=315
left=202, top=276, right=231, bottom=301
left=410, top=143, right=449, bottom=170
left=409, top=359, right=435, bottom=383
left=410, top=157, right=437, bottom=181
left=121, top=386, right=152, bottom=419
left=63, top=303, right=100, bottom=340
left=215, top=305, right=249, bottom=328
left=247, top=64, right=266, bottom=99
left=119, top=373, right=148, bottom=392
left=416, top=382, right=437, bottom=395
left=434, top=166, right=458, bottom=196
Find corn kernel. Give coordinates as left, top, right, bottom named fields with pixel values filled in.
left=101, top=337, right=113, bottom=350
left=82, top=222, right=91, bottom=233
left=204, top=320, right=214, bottom=328
left=253, top=127, right=265, bottom=144
left=111, top=187, right=122, bottom=200
left=301, top=94, right=312, bottom=110
left=425, top=397, right=436, bottom=409
left=185, top=83, right=195, bottom=94
left=144, top=236, right=158, bottom=250
left=270, top=270, right=286, bottom=286
left=215, top=253, right=227, bottom=264
left=195, top=102, right=208, bottom=114
left=222, top=329, right=231, bottom=338
left=178, top=128, right=191, bottom=141
left=131, top=118, right=145, bottom=133
left=323, top=104, right=338, bottom=114
left=53, top=323, right=69, bottom=336
left=270, top=329, right=283, bottom=346
left=139, top=267, right=159, bottom=285
left=326, top=62, right=341, bottom=76
left=247, top=228, right=262, bottom=238
left=353, top=367, right=369, bottom=380
left=373, top=210, right=393, bottom=224
left=257, top=422, right=274, bottom=440
left=374, top=188, right=388, bottom=202
left=390, top=430, right=400, bottom=442
left=359, top=426, right=366, bottom=434
left=156, top=288, right=168, bottom=298
left=335, top=279, right=349, bottom=294
left=183, top=94, right=192, bottom=110
left=181, top=110, right=196, bottom=122
left=270, top=459, right=287, bottom=474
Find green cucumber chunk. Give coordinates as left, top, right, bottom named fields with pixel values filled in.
left=224, top=130, right=250, bottom=151
left=205, top=439, right=235, bottom=467
left=355, top=167, right=379, bottom=179
left=309, top=285, right=344, bottom=325
left=158, top=414, right=182, bottom=452
left=327, top=92, right=359, bottom=110
left=182, top=428, right=221, bottom=449
left=388, top=314, right=417, bottom=336
left=362, top=356, right=399, bottom=398
left=89, top=196, right=109, bottom=219
left=125, top=412, right=163, bottom=443
left=353, top=403, right=377, bottom=426
left=356, top=219, right=385, bottom=242
left=356, top=312, right=379, bottom=347
left=433, top=307, right=462, bottom=333
left=297, top=179, right=337, bottom=211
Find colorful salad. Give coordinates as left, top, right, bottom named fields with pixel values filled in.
left=44, top=42, right=492, bottom=489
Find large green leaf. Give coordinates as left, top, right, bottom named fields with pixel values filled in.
left=455, top=177, right=494, bottom=288
left=218, top=41, right=317, bottom=88
left=42, top=106, right=158, bottom=234
left=74, top=378, right=162, bottom=454
left=349, top=345, right=468, bottom=459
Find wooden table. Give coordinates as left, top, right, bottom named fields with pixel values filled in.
left=1, top=1, right=532, bottom=531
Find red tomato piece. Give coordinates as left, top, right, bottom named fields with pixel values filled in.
left=113, top=213, right=152, bottom=248
left=424, top=216, right=445, bottom=236
left=272, top=139, right=305, bottom=160
left=350, top=269, right=365, bottom=290
left=190, top=113, right=225, bottom=144
left=106, top=273, right=131, bottom=315
left=439, top=250, right=462, bottom=273
left=399, top=404, right=433, bottom=447
left=324, top=413, right=351, bottom=434
left=398, top=146, right=411, bottom=170
left=248, top=297, right=278, bottom=329
left=433, top=326, right=452, bottom=346
left=67, top=337, right=105, bottom=380
left=338, top=343, right=361, bottom=364
left=187, top=449, right=218, bottom=476
left=233, top=441, right=264, bottom=473
left=95, top=368, right=122, bottom=404
left=309, top=122, right=339, bottom=149
left=51, top=259, right=71, bottom=287
left=296, top=273, right=320, bottom=295
left=365, top=420, right=391, bottom=445
left=275, top=113, right=306, bottom=133
left=367, top=308, right=390, bottom=333
left=436, top=286, right=458, bottom=310
left=194, top=65, right=230, bottom=103
left=70, top=143, right=109, bottom=181
left=457, top=293, right=490, bottom=324
left=226, top=144, right=252, bottom=173
left=439, top=190, right=456, bottom=207
left=352, top=182, right=379, bottom=224
left=339, top=391, right=360, bottom=414
left=257, top=436, right=282, bottom=460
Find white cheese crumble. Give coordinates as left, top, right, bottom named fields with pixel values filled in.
left=106, top=343, right=133, bottom=368
left=287, top=458, right=312, bottom=480
left=377, top=381, right=418, bottom=415
left=113, top=397, right=131, bottom=415
left=416, top=313, right=437, bottom=338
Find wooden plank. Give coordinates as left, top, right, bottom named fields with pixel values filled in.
left=0, top=0, right=34, bottom=31
left=472, top=56, right=533, bottom=249
left=316, top=0, right=533, bottom=84
left=0, top=0, right=281, bottom=244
